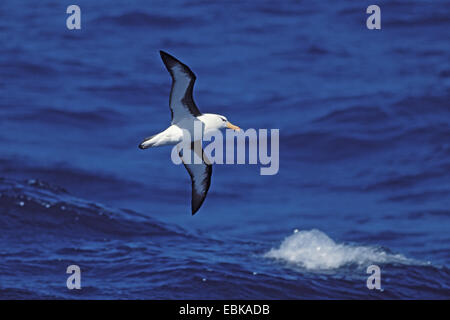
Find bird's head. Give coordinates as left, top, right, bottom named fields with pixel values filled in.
left=206, top=114, right=240, bottom=132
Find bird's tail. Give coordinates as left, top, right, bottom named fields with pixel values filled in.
left=138, top=135, right=157, bottom=149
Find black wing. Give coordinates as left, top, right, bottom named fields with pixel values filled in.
left=178, top=141, right=212, bottom=215
left=160, top=51, right=202, bottom=123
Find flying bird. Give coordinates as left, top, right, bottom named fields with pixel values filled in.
left=139, top=51, right=240, bottom=215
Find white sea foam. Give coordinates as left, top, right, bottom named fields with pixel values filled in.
left=264, top=229, right=419, bottom=270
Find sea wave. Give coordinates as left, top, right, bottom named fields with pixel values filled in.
left=264, top=229, right=424, bottom=271
left=0, top=177, right=186, bottom=239
left=95, top=11, right=204, bottom=28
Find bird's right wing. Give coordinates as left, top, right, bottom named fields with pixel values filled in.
left=160, top=51, right=202, bottom=123
left=178, top=141, right=212, bottom=215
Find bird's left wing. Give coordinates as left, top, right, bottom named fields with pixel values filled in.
left=178, top=142, right=212, bottom=215
left=160, top=50, right=202, bottom=123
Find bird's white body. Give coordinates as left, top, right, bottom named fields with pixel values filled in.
left=140, top=113, right=229, bottom=148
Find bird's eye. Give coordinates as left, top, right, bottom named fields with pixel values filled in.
left=221, top=118, right=226, bottom=122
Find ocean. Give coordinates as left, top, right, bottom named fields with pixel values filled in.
left=0, top=0, right=449, bottom=299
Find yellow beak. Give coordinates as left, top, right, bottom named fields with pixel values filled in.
left=226, top=121, right=240, bottom=131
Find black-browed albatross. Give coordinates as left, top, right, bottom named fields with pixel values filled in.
left=139, top=51, right=240, bottom=215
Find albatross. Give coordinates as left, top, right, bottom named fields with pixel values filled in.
left=138, top=51, right=240, bottom=215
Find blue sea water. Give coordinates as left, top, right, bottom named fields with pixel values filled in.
left=0, top=0, right=449, bottom=299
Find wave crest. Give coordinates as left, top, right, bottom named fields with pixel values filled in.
left=265, top=229, right=420, bottom=270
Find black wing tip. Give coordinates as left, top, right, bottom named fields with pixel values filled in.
left=191, top=197, right=205, bottom=215
left=159, top=50, right=171, bottom=60
left=159, top=50, right=178, bottom=67
left=190, top=171, right=212, bottom=216
left=159, top=50, right=196, bottom=79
